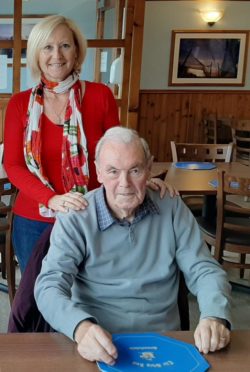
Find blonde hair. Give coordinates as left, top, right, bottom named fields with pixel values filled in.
left=27, top=15, right=87, bottom=81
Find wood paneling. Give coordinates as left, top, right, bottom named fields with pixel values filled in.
left=138, top=90, right=250, bottom=161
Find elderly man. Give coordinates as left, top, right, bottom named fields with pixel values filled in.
left=35, top=127, right=231, bottom=365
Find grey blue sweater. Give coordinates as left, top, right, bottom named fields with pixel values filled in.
left=35, top=187, right=231, bottom=340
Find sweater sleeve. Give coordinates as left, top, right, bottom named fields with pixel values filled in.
left=4, top=92, right=57, bottom=206
left=34, top=210, right=98, bottom=340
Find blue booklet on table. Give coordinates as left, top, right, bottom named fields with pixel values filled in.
left=175, top=162, right=216, bottom=170
left=208, top=179, right=218, bottom=188
left=97, top=333, right=210, bottom=372
left=209, top=179, right=240, bottom=189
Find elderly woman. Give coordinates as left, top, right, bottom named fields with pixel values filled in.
left=4, top=15, right=174, bottom=274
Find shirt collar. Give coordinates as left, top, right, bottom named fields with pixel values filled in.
left=95, top=186, right=160, bottom=231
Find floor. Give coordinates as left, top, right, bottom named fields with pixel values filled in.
left=0, top=268, right=249, bottom=333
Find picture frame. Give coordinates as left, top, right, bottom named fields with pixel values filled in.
left=168, top=30, right=249, bottom=86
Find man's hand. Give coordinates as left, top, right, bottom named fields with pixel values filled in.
left=74, top=320, right=118, bottom=365
left=194, top=318, right=230, bottom=354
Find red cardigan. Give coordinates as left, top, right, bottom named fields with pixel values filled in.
left=4, top=81, right=119, bottom=222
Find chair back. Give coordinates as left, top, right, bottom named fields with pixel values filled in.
left=8, top=224, right=54, bottom=332
left=170, top=142, right=233, bottom=163
left=202, top=112, right=217, bottom=143
left=0, top=178, right=17, bottom=304
left=214, top=170, right=250, bottom=271
left=231, top=119, right=250, bottom=166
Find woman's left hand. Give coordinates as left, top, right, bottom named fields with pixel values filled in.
left=147, top=178, right=179, bottom=198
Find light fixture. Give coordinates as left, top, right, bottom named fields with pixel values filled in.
left=200, top=9, right=224, bottom=26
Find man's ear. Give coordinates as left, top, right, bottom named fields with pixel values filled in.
left=145, top=156, right=154, bottom=181
left=147, top=156, right=154, bottom=174
left=95, top=161, right=103, bottom=184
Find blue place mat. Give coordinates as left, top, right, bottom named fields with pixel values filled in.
left=175, top=162, right=216, bottom=170
left=97, top=333, right=210, bottom=372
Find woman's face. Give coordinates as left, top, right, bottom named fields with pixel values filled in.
left=38, top=24, right=77, bottom=82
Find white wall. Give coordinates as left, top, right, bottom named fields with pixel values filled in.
left=141, top=1, right=250, bottom=90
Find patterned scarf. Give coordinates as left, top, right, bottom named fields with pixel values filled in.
left=24, top=72, right=89, bottom=218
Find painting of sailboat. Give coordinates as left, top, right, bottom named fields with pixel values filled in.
left=169, top=31, right=248, bottom=86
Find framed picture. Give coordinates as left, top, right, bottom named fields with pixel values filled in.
left=168, top=30, right=249, bottom=86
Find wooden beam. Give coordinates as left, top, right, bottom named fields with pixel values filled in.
left=13, top=0, right=22, bottom=93
left=119, top=0, right=134, bottom=126
left=127, top=0, right=145, bottom=130
left=94, top=4, right=105, bottom=83
left=87, top=39, right=125, bottom=48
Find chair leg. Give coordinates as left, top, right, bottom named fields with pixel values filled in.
left=0, top=248, right=7, bottom=279
left=240, top=254, right=246, bottom=279
left=6, top=231, right=16, bottom=305
left=178, top=271, right=190, bottom=331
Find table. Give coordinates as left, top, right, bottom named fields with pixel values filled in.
left=151, top=161, right=170, bottom=178
left=165, top=162, right=249, bottom=195
left=0, top=331, right=249, bottom=371
left=165, top=161, right=250, bottom=224
left=165, top=161, right=250, bottom=290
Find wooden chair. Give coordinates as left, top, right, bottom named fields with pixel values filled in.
left=197, top=170, right=250, bottom=279
left=170, top=142, right=233, bottom=163
left=202, top=112, right=217, bottom=144
left=231, top=119, right=250, bottom=166
left=170, top=142, right=233, bottom=215
left=201, top=111, right=233, bottom=144
left=0, top=178, right=17, bottom=304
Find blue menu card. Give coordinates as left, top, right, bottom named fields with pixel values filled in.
left=175, top=162, right=216, bottom=170
left=97, top=333, right=210, bottom=372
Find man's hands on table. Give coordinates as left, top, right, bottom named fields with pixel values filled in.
left=75, top=318, right=230, bottom=363
left=75, top=320, right=117, bottom=365
left=194, top=318, right=230, bottom=354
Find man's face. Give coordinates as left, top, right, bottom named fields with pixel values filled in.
left=96, top=140, right=151, bottom=220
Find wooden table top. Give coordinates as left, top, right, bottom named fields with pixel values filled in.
left=165, top=162, right=250, bottom=195
left=151, top=162, right=170, bottom=178
left=0, top=331, right=249, bottom=371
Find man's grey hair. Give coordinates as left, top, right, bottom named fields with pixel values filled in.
left=95, top=127, right=152, bottom=164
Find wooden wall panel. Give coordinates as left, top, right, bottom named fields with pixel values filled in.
left=138, top=90, right=250, bottom=161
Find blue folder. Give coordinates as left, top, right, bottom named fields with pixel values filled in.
left=175, top=162, right=216, bottom=170
left=97, top=333, right=210, bottom=372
